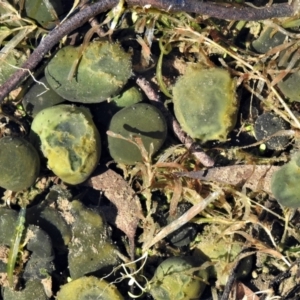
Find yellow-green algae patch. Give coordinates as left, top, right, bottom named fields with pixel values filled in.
left=173, top=66, right=238, bottom=142
left=56, top=276, right=123, bottom=300
left=30, top=105, right=101, bottom=185
left=149, top=256, right=208, bottom=300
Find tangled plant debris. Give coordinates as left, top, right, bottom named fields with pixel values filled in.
left=2, top=0, right=300, bottom=299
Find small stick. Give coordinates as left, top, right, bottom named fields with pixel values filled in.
left=142, top=190, right=221, bottom=251
left=136, top=76, right=215, bottom=167
left=129, top=0, right=296, bottom=21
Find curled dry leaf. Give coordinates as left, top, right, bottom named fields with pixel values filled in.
left=84, top=166, right=142, bottom=258
left=176, top=165, right=280, bottom=196
left=235, top=282, right=260, bottom=300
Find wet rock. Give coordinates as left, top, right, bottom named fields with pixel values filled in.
left=68, top=200, right=120, bottom=279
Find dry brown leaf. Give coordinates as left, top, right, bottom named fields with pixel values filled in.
left=84, top=167, right=142, bottom=258
left=177, top=165, right=280, bottom=195
left=235, top=282, right=260, bottom=300
left=168, top=177, right=182, bottom=217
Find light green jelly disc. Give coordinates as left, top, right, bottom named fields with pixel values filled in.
left=173, top=66, right=238, bottom=142
left=30, top=105, right=101, bottom=184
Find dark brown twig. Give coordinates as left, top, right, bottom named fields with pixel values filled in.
left=0, top=0, right=297, bottom=103
left=0, top=0, right=118, bottom=103
left=129, top=0, right=296, bottom=21
left=142, top=189, right=220, bottom=251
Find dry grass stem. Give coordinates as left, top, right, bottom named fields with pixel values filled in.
left=142, top=190, right=221, bottom=251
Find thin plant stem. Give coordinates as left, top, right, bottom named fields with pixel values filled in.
left=0, top=0, right=298, bottom=103
left=7, top=207, right=26, bottom=288
left=142, top=189, right=221, bottom=251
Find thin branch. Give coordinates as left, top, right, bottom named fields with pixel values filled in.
left=142, top=189, right=221, bottom=251
left=0, top=0, right=297, bottom=103
left=130, top=0, right=297, bottom=21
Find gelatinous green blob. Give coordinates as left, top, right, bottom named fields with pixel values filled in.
left=26, top=187, right=72, bottom=255
left=253, top=27, right=300, bottom=102
left=277, top=71, right=300, bottom=102
left=149, top=256, right=208, bottom=300
left=27, top=204, right=72, bottom=253
left=30, top=105, right=101, bottom=185
left=45, top=41, right=132, bottom=103
left=195, top=224, right=253, bottom=288
left=25, top=0, right=63, bottom=29
left=0, top=137, right=40, bottom=191
left=173, top=66, right=238, bottom=142
left=23, top=76, right=65, bottom=117
left=252, top=27, right=286, bottom=54
left=56, top=276, right=124, bottom=300
left=108, top=103, right=167, bottom=165
left=271, top=152, right=300, bottom=208
left=23, top=225, right=54, bottom=281
left=110, top=86, right=143, bottom=108
left=68, top=200, right=120, bottom=279
left=94, top=86, right=143, bottom=128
